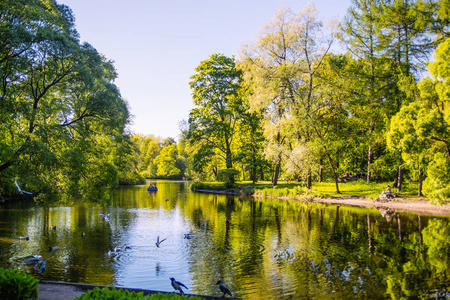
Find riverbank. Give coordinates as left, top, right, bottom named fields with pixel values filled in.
left=37, top=281, right=242, bottom=300
left=193, top=188, right=450, bottom=217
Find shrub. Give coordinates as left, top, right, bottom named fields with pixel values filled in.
left=217, top=168, right=239, bottom=188
left=0, top=268, right=39, bottom=300
left=73, top=287, right=204, bottom=300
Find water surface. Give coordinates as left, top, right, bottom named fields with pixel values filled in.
left=1, top=180, right=449, bottom=299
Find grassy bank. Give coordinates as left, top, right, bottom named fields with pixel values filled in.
left=191, top=180, right=421, bottom=201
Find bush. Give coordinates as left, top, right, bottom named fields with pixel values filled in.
left=217, top=168, right=239, bottom=188
left=73, top=287, right=204, bottom=300
left=0, top=268, right=39, bottom=300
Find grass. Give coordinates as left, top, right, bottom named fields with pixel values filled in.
left=193, top=179, right=422, bottom=201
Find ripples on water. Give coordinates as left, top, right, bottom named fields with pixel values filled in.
left=1, top=181, right=450, bottom=299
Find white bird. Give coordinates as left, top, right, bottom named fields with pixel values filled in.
left=99, top=214, right=110, bottom=222
left=170, top=277, right=188, bottom=294
left=14, top=181, right=33, bottom=195
left=217, top=280, right=233, bottom=297
left=156, top=236, right=167, bottom=247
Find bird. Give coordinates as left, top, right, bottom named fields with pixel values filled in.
left=81, top=232, right=86, bottom=237
left=108, top=250, right=118, bottom=257
left=184, top=233, right=195, bottom=239
left=99, top=214, right=110, bottom=222
left=156, top=236, right=167, bottom=247
left=170, top=277, right=188, bottom=294
left=34, top=259, right=47, bottom=274
left=50, top=226, right=56, bottom=230
left=49, top=246, right=59, bottom=252
left=123, top=244, right=131, bottom=250
left=217, top=280, right=233, bottom=297
left=18, top=236, right=29, bottom=241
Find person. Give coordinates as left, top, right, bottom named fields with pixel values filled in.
left=385, top=185, right=393, bottom=199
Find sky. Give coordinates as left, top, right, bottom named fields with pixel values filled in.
left=58, top=0, right=351, bottom=140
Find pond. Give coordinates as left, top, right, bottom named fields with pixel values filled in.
left=1, top=180, right=449, bottom=299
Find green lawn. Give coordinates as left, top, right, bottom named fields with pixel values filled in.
left=192, top=180, right=421, bottom=200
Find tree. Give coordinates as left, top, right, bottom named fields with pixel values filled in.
left=0, top=0, right=132, bottom=199
left=153, top=144, right=182, bottom=178
left=188, top=54, right=244, bottom=173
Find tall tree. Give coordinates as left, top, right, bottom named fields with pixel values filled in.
left=188, top=54, right=244, bottom=173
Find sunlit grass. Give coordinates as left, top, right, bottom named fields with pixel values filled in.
left=192, top=179, right=421, bottom=200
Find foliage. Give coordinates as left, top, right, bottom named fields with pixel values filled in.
left=187, top=54, right=244, bottom=173
left=0, top=0, right=138, bottom=201
left=0, top=268, right=39, bottom=300
left=217, top=168, right=239, bottom=188
left=73, top=287, right=204, bottom=300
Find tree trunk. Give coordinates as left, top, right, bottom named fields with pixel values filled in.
left=272, top=160, right=280, bottom=187
left=397, top=165, right=402, bottom=193
left=307, top=169, right=312, bottom=189
left=318, top=159, right=323, bottom=183
left=418, top=162, right=422, bottom=197
left=366, top=145, right=372, bottom=183
left=324, top=145, right=340, bottom=193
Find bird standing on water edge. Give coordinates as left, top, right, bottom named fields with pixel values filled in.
left=170, top=277, right=188, bottom=294
left=217, top=280, right=233, bottom=297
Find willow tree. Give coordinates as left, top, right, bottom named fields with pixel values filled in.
left=187, top=54, right=244, bottom=179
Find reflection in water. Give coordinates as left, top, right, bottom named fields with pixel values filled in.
left=1, top=181, right=450, bottom=299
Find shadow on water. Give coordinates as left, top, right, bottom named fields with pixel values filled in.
left=1, top=180, right=450, bottom=299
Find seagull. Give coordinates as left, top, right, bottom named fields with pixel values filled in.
left=156, top=236, right=167, bottom=247
left=108, top=250, right=118, bottom=257
left=18, top=236, right=29, bottom=241
left=34, top=259, right=47, bottom=274
left=123, top=244, right=131, bottom=250
left=217, top=280, right=233, bottom=297
left=49, top=246, right=59, bottom=252
left=99, top=214, right=110, bottom=222
left=14, top=180, right=33, bottom=195
left=170, top=277, right=188, bottom=294
left=22, top=255, right=42, bottom=264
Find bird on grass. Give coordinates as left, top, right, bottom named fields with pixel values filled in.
left=170, top=277, right=188, bottom=294
left=217, top=280, right=233, bottom=297
left=156, top=236, right=167, bottom=247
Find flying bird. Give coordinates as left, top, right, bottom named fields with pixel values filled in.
left=49, top=246, right=59, bottom=252
left=99, top=214, right=110, bottom=222
left=217, top=280, right=233, bottom=297
left=156, top=236, right=167, bottom=247
left=34, top=259, right=47, bottom=274
left=170, top=277, right=188, bottom=294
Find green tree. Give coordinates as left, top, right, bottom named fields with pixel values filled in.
left=153, top=144, right=181, bottom=178
left=188, top=54, right=244, bottom=176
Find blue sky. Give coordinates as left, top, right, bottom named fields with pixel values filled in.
left=58, top=0, right=351, bottom=140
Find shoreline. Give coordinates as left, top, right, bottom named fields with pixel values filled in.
left=193, top=189, right=450, bottom=217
